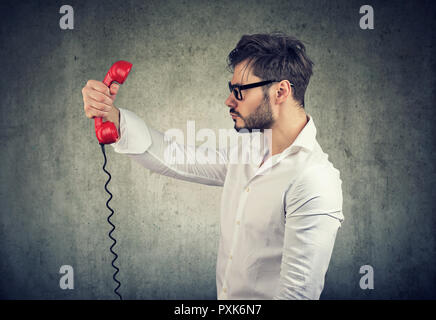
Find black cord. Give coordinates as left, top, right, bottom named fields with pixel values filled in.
left=100, top=143, right=123, bottom=300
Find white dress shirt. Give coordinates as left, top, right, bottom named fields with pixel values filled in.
left=111, top=108, right=344, bottom=300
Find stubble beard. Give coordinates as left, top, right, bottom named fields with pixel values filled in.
left=234, top=94, right=274, bottom=133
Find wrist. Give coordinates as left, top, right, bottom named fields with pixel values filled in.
left=114, top=107, right=121, bottom=140
left=115, top=107, right=120, bottom=134
left=103, top=107, right=121, bottom=142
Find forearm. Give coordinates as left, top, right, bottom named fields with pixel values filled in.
left=111, top=108, right=228, bottom=186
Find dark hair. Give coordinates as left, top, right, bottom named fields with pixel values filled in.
left=227, top=33, right=314, bottom=107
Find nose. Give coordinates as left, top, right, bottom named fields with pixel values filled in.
left=225, top=92, right=237, bottom=109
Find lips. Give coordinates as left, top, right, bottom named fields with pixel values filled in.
left=230, top=112, right=239, bottom=118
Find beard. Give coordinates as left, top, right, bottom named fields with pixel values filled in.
left=233, top=94, right=275, bottom=133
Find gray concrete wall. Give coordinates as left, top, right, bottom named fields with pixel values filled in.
left=0, top=0, right=435, bottom=299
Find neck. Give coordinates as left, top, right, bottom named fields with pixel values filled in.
left=265, top=106, right=308, bottom=157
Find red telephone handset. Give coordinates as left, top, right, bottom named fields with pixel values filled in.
left=95, top=60, right=133, bottom=144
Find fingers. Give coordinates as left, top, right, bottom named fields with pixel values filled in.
left=86, top=89, right=113, bottom=107
left=82, top=80, right=123, bottom=119
left=82, top=80, right=114, bottom=119
left=84, top=104, right=109, bottom=119
left=83, top=95, right=111, bottom=118
left=85, top=80, right=111, bottom=97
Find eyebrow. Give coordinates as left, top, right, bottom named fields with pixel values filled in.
left=230, top=81, right=243, bottom=86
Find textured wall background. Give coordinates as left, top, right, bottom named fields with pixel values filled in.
left=0, top=0, right=435, bottom=299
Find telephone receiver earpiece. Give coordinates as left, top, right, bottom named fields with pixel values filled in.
left=94, top=60, right=133, bottom=144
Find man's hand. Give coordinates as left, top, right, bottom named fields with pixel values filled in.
left=82, top=80, right=121, bottom=136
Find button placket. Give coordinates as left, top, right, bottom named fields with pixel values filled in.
left=221, top=186, right=250, bottom=298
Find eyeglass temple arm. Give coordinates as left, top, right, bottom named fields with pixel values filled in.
left=239, top=80, right=294, bottom=90
left=239, top=80, right=276, bottom=90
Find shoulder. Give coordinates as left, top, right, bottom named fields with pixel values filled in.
left=285, top=163, right=343, bottom=218
left=297, top=164, right=342, bottom=194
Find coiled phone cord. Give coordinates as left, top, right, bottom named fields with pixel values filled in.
left=100, top=143, right=123, bottom=300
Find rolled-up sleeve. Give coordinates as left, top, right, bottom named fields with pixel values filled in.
left=274, top=164, right=344, bottom=300
left=111, top=108, right=152, bottom=154
left=110, top=108, right=228, bottom=186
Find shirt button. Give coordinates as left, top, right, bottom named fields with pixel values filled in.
left=246, top=187, right=250, bottom=192
left=229, top=255, right=232, bottom=260
left=223, top=288, right=227, bottom=293
left=236, top=220, right=240, bottom=225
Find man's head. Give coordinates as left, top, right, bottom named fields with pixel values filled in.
left=225, top=33, right=314, bottom=132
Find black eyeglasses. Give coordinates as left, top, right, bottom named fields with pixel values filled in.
left=228, top=80, right=293, bottom=100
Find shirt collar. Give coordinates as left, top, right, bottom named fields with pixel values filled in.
left=249, top=114, right=317, bottom=168
left=285, top=113, right=317, bottom=154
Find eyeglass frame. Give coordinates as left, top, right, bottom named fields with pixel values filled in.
left=228, top=79, right=294, bottom=101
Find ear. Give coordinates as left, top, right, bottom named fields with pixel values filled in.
left=274, top=80, right=292, bottom=104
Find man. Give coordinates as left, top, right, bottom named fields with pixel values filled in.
left=82, top=33, right=344, bottom=299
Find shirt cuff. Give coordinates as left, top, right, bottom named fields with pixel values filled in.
left=110, top=107, right=152, bottom=154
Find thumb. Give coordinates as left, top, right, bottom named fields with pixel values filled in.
left=109, top=83, right=120, bottom=100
